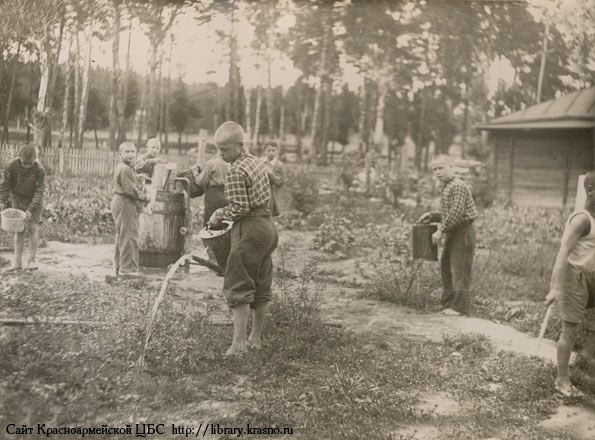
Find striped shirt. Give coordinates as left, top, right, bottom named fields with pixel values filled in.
left=0, top=157, right=45, bottom=211
left=436, top=177, right=477, bottom=232
left=219, top=151, right=270, bottom=220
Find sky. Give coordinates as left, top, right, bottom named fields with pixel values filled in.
left=86, top=1, right=579, bottom=95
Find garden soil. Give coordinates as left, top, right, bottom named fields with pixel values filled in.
left=3, top=233, right=595, bottom=439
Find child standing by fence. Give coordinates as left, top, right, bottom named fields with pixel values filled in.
left=0, top=144, right=45, bottom=271
left=111, top=142, right=149, bottom=276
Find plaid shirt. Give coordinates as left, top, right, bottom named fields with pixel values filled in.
left=0, top=157, right=45, bottom=211
left=433, top=177, right=477, bottom=233
left=218, top=151, right=270, bottom=221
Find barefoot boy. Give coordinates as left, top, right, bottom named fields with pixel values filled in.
left=0, top=144, right=45, bottom=271
left=209, top=121, right=278, bottom=356
left=112, top=142, right=149, bottom=276
left=546, top=170, right=595, bottom=396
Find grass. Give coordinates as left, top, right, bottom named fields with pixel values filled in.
left=0, top=271, right=572, bottom=440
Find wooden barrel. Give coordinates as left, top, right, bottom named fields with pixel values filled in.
left=139, top=191, right=186, bottom=268
left=412, top=224, right=438, bottom=261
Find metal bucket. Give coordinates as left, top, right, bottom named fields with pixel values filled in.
left=412, top=223, right=438, bottom=261
left=139, top=191, right=186, bottom=268
left=198, top=221, right=233, bottom=271
left=1, top=208, right=26, bottom=233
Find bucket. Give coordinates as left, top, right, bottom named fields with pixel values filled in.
left=198, top=221, right=233, bottom=271
left=412, top=223, right=438, bottom=261
left=139, top=191, right=186, bottom=267
left=1, top=208, right=26, bottom=233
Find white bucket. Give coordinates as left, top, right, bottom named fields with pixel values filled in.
left=1, top=208, right=26, bottom=233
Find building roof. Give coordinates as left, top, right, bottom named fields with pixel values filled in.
left=477, top=86, right=595, bottom=130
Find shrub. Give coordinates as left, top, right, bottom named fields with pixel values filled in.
left=312, top=209, right=356, bottom=258
left=42, top=176, right=114, bottom=240
left=285, top=167, right=320, bottom=217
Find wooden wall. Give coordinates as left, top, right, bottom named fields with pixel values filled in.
left=492, top=129, right=594, bottom=208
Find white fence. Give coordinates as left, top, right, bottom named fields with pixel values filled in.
left=0, top=144, right=194, bottom=176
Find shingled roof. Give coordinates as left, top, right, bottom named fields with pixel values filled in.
left=477, top=86, right=595, bottom=130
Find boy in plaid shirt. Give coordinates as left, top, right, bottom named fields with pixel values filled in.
left=209, top=121, right=278, bottom=356
left=0, top=144, right=45, bottom=271
left=419, top=155, right=477, bottom=316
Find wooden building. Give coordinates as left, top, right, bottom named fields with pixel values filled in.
left=478, top=86, right=595, bottom=208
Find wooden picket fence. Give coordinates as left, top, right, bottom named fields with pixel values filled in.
left=0, top=144, right=193, bottom=176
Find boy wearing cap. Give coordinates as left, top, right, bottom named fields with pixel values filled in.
left=418, top=154, right=477, bottom=316
left=209, top=121, right=278, bottom=356
left=0, top=144, right=46, bottom=271
left=134, top=137, right=167, bottom=181
left=112, top=141, right=149, bottom=276
left=262, top=140, right=285, bottom=217
left=545, top=170, right=595, bottom=397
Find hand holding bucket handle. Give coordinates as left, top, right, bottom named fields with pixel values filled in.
left=418, top=212, right=431, bottom=224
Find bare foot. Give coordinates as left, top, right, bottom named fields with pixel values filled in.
left=225, top=344, right=247, bottom=357
left=25, top=262, right=38, bottom=271
left=554, top=379, right=584, bottom=397
left=441, top=308, right=462, bottom=316
left=246, top=339, right=262, bottom=350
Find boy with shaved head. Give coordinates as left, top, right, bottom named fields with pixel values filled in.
left=111, top=141, right=149, bottom=276
left=418, top=154, right=477, bottom=316
left=546, top=170, right=595, bottom=397
left=0, top=143, right=45, bottom=271
left=209, top=121, right=278, bottom=356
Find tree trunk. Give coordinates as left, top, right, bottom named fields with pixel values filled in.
left=536, top=22, right=549, bottom=104
left=94, top=128, right=99, bottom=148
left=266, top=60, right=274, bottom=137
left=278, top=89, right=287, bottom=149
left=117, top=25, right=132, bottom=145
left=415, top=89, right=427, bottom=170
left=137, top=72, right=147, bottom=147
left=73, top=23, right=81, bottom=148
left=147, top=39, right=159, bottom=138
left=3, top=41, right=21, bottom=145
left=109, top=0, right=122, bottom=149
left=45, top=14, right=66, bottom=148
left=244, top=86, right=252, bottom=140
left=253, top=85, right=263, bottom=153
left=319, top=77, right=333, bottom=166
left=373, top=80, right=388, bottom=146
left=35, top=26, right=52, bottom=147
left=58, top=36, right=74, bottom=149
left=164, top=34, right=174, bottom=151
left=77, top=25, right=93, bottom=149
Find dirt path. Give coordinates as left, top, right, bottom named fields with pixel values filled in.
left=4, top=236, right=595, bottom=439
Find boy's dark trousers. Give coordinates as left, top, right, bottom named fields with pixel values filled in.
left=440, top=223, right=475, bottom=314
left=111, top=194, right=140, bottom=274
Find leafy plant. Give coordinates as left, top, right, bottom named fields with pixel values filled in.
left=285, top=167, right=320, bottom=217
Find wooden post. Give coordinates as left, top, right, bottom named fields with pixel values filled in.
left=59, top=148, right=64, bottom=175
left=562, top=140, right=572, bottom=208
left=508, top=137, right=515, bottom=203
left=197, top=129, right=208, bottom=167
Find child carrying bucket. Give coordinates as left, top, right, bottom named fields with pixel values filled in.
left=0, top=144, right=46, bottom=271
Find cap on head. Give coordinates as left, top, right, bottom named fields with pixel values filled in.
left=119, top=141, right=136, bottom=153
left=146, top=138, right=161, bottom=149
left=18, top=144, right=36, bottom=161
left=214, top=121, right=244, bottom=146
left=430, top=154, right=453, bottom=169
